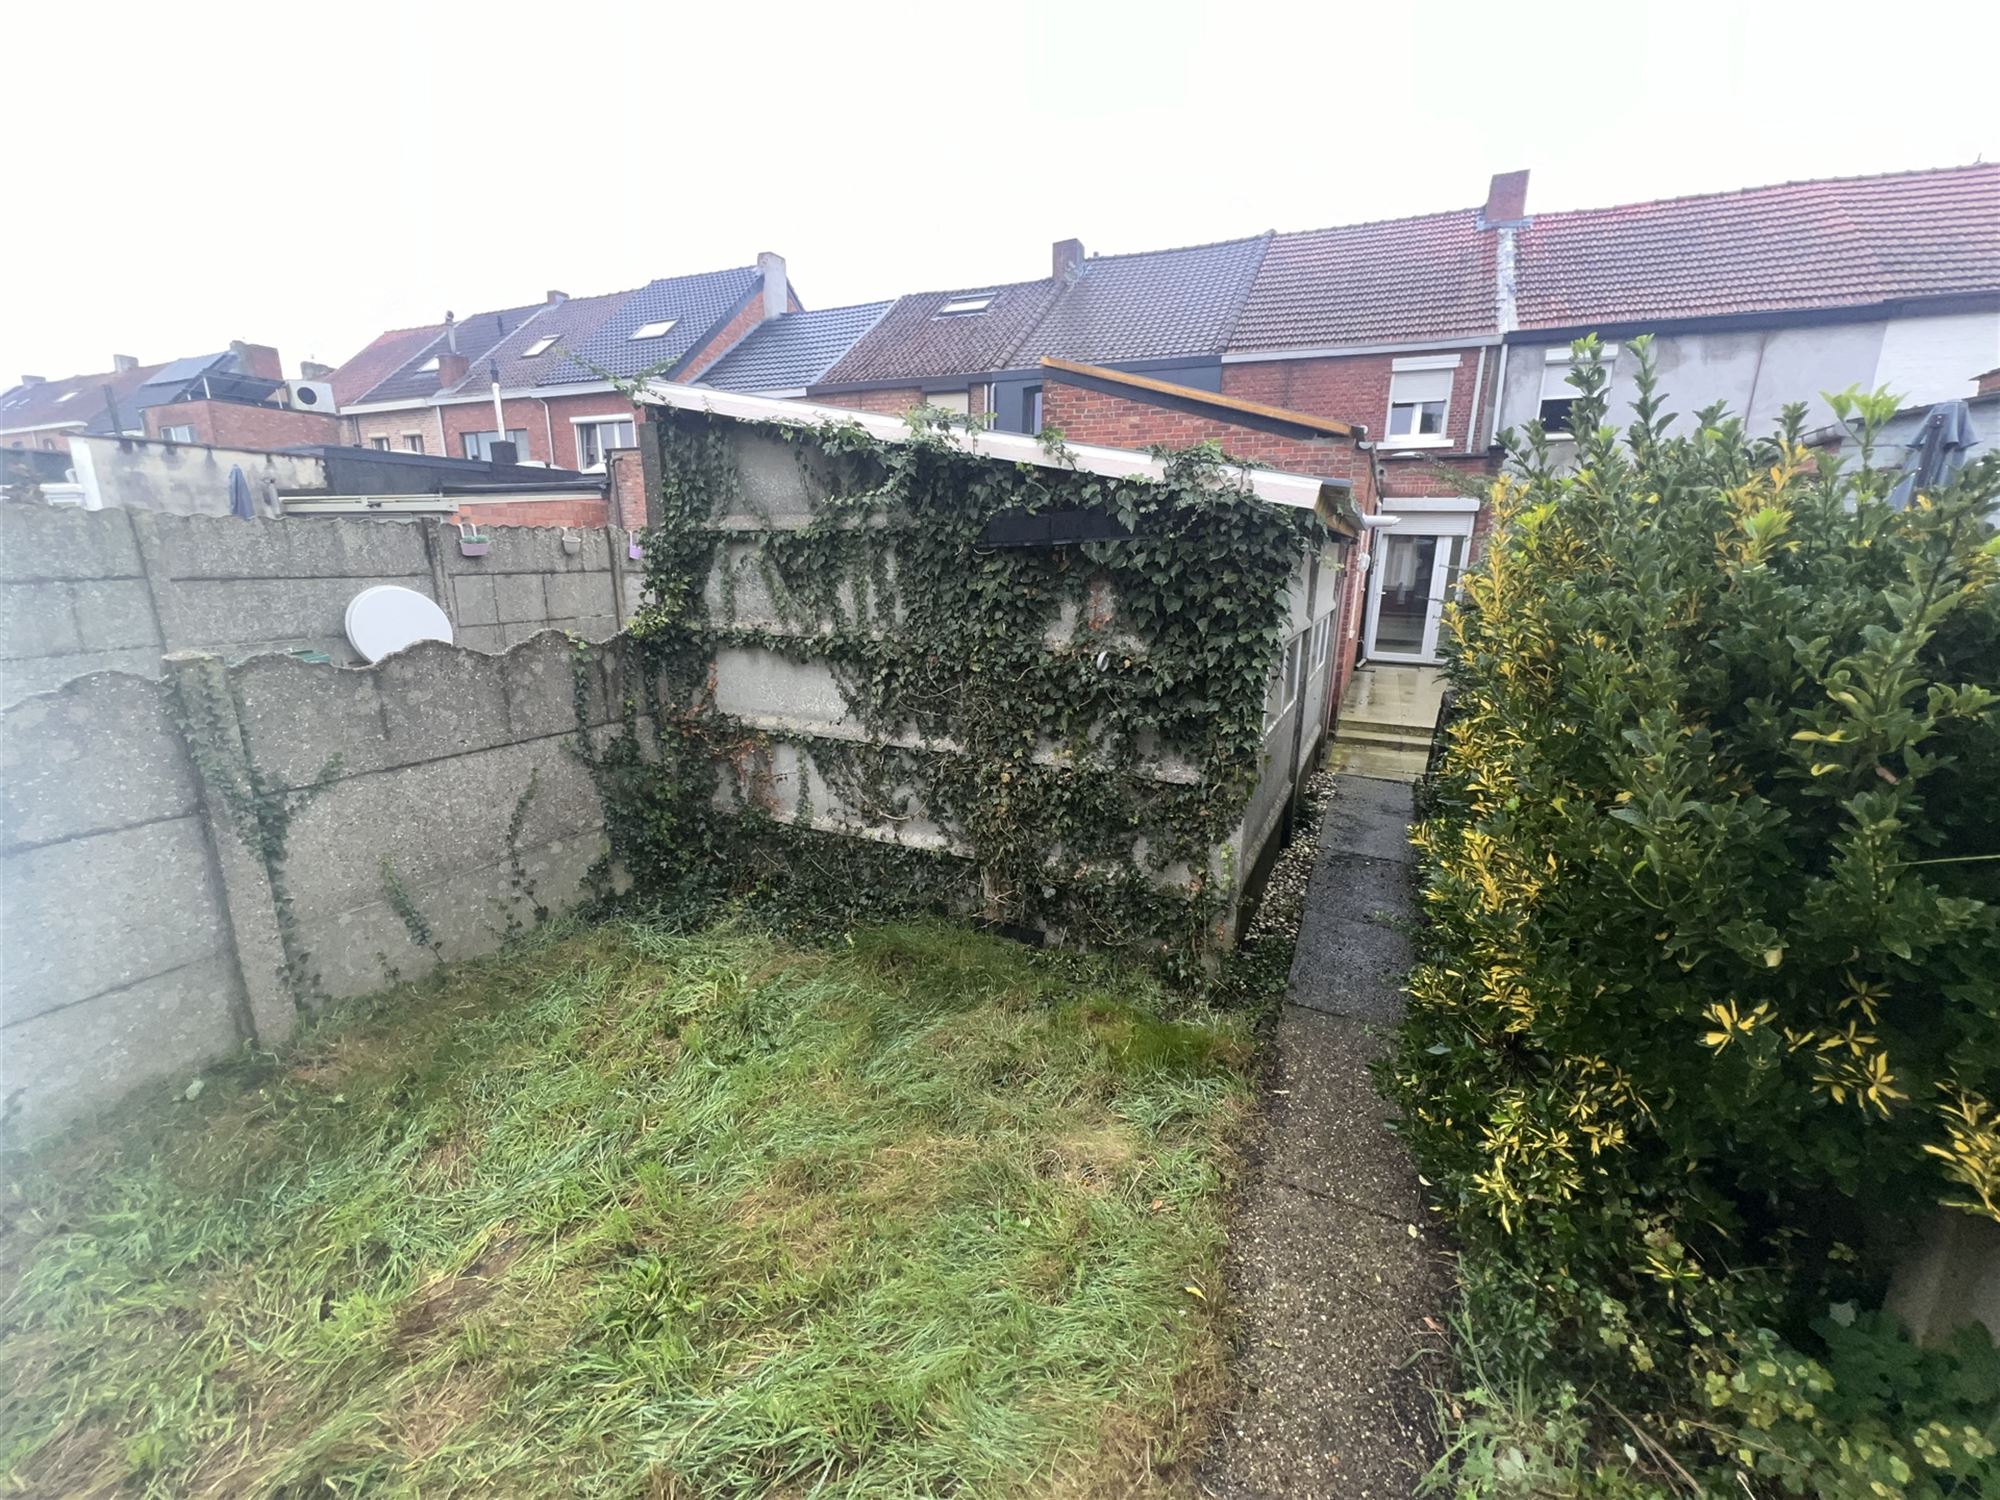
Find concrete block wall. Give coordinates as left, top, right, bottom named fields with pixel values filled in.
left=0, top=632, right=645, bottom=1141
left=0, top=505, right=639, bottom=705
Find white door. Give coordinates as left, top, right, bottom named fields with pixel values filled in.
left=1364, top=526, right=1468, bottom=664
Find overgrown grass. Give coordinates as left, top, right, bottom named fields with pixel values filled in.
left=0, top=918, right=1253, bottom=1497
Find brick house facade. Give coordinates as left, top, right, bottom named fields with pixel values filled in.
left=142, top=398, right=339, bottom=450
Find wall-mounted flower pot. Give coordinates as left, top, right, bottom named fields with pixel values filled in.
left=458, top=539, right=491, bottom=557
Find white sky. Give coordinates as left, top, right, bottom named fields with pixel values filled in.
left=5, top=0, right=1997, bottom=382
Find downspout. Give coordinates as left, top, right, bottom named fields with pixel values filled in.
left=1487, top=343, right=1510, bottom=449
left=1465, top=345, right=1488, bottom=455
left=538, top=396, right=554, bottom=463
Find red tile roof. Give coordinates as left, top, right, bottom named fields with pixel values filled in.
left=1514, top=163, right=2000, bottom=330
left=329, top=323, right=444, bottom=406
left=1231, top=209, right=1498, bottom=350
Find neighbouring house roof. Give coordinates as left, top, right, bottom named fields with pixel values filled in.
left=358, top=303, right=547, bottom=405
left=1, top=361, right=164, bottom=439
left=1232, top=209, right=1499, bottom=351
left=330, top=325, right=444, bottom=406
left=542, top=266, right=763, bottom=384
left=637, top=379, right=1358, bottom=534
left=1009, top=236, right=1272, bottom=366
left=1039, top=357, right=1357, bottom=438
left=1513, top=162, right=2000, bottom=330
left=699, top=301, right=894, bottom=393
left=477, top=291, right=632, bottom=389
left=818, top=279, right=1062, bottom=386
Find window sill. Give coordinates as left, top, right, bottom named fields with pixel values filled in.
left=1380, top=436, right=1453, bottom=452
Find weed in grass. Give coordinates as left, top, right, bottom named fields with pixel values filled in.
left=0, top=918, right=1249, bottom=1499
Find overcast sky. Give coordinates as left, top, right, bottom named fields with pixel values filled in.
left=6, top=0, right=1996, bottom=382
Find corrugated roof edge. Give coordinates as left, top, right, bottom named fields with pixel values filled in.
left=636, top=379, right=1357, bottom=535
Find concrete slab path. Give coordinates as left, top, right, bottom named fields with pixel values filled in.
left=1201, top=775, right=1451, bottom=1499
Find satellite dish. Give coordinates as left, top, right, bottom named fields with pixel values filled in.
left=344, top=585, right=453, bottom=663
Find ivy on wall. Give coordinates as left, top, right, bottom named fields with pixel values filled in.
left=578, top=407, right=1341, bottom=976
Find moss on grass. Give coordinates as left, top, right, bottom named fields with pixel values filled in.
left=0, top=918, right=1250, bottom=1498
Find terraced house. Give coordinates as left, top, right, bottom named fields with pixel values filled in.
left=329, top=256, right=804, bottom=483
left=799, top=162, right=1998, bottom=669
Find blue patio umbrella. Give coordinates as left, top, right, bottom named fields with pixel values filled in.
left=1886, top=399, right=1978, bottom=511
left=227, top=463, right=256, bottom=519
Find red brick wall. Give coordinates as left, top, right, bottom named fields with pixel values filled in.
left=1223, top=350, right=1498, bottom=498
left=142, top=399, right=339, bottom=449
left=450, top=497, right=611, bottom=529
left=607, top=449, right=648, bottom=530
left=349, top=408, right=446, bottom=454
left=1041, top=381, right=1371, bottom=488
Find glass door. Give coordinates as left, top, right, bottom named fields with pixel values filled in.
left=1365, top=528, right=1468, bottom=663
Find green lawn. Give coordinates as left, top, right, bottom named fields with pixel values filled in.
left=0, top=919, right=1252, bottom=1498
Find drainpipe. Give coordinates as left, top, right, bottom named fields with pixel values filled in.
left=1487, top=344, right=1510, bottom=449
left=489, top=362, right=507, bottom=455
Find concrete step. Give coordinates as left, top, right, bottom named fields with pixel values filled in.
left=1325, top=740, right=1432, bottom=783
left=1332, top=728, right=1433, bottom=754
left=1336, top=716, right=1438, bottom=744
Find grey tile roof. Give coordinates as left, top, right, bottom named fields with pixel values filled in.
left=463, top=291, right=631, bottom=391
left=699, top=301, right=893, bottom=393
left=817, top=279, right=1062, bottom=386
left=540, top=266, right=761, bottom=384
left=1009, top=236, right=1272, bottom=365
left=359, top=303, right=546, bottom=403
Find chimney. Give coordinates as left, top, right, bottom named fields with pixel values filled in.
left=228, top=340, right=284, bottom=380
left=758, top=251, right=788, bottom=320
left=444, top=311, right=458, bottom=354
left=1976, top=367, right=2000, bottom=397
left=1479, top=169, right=1530, bottom=228
left=300, top=360, right=335, bottom=381
left=1052, top=238, right=1085, bottom=280
left=436, top=353, right=469, bottom=387
left=20, top=374, right=45, bottom=385
left=547, top=289, right=568, bottom=305
left=112, top=354, right=139, bottom=374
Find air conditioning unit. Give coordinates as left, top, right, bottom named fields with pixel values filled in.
left=289, top=380, right=337, bottom=413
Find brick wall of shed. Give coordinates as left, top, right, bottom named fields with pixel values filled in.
left=142, top=399, right=340, bottom=450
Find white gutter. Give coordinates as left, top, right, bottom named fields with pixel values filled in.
left=636, top=379, right=1352, bottom=522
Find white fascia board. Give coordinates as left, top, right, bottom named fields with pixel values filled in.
left=1223, top=334, right=1500, bottom=364
left=339, top=379, right=618, bottom=416
left=1391, top=353, right=1463, bottom=372
left=637, top=380, right=1342, bottom=517
left=0, top=419, right=88, bottom=436
left=1382, top=495, right=1481, bottom=514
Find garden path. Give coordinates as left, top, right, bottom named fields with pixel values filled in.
left=1201, top=774, right=1451, bottom=1499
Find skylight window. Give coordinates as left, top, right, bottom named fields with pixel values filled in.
left=629, top=320, right=677, bottom=340
left=521, top=336, right=557, bottom=358
left=417, top=357, right=440, bottom=373
left=56, top=390, right=79, bottom=402
left=936, top=294, right=995, bottom=317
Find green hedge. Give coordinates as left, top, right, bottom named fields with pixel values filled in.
left=1390, top=340, right=2000, bottom=1497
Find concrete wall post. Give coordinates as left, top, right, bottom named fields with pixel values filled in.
left=161, top=650, right=300, bottom=1048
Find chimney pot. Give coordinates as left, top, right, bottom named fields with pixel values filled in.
left=444, top=311, right=458, bottom=354
left=547, top=289, right=568, bottom=305
left=1053, top=238, right=1085, bottom=280
left=1481, top=170, right=1531, bottom=227
left=757, top=252, right=788, bottom=321
left=112, top=354, right=139, bottom=373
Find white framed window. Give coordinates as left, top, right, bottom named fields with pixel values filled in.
left=629, top=320, right=677, bottom=341
left=463, top=429, right=529, bottom=461
left=402, top=433, right=425, bottom=453
left=369, top=435, right=391, bottom=450
left=521, top=335, right=557, bottom=358
left=924, top=390, right=970, bottom=415
left=573, top=417, right=636, bottom=470
left=1312, top=614, right=1330, bottom=667
left=162, top=424, right=195, bottom=443
left=937, top=293, right=994, bottom=317
left=1386, top=367, right=1453, bottom=447
left=1537, top=344, right=1619, bottom=435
